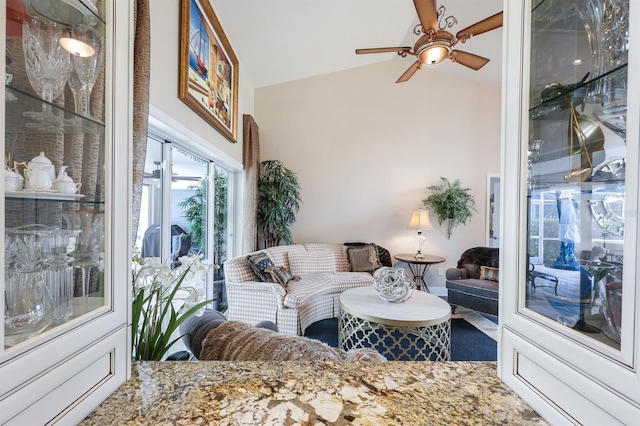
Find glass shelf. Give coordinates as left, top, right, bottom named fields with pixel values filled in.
left=527, top=64, right=627, bottom=188
left=21, top=0, right=105, bottom=26
left=5, top=190, right=85, bottom=201
left=5, top=85, right=105, bottom=134
left=529, top=64, right=628, bottom=119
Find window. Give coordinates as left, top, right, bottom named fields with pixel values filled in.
left=136, top=135, right=234, bottom=311
left=529, top=190, right=560, bottom=265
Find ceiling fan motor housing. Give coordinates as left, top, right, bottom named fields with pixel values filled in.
left=415, top=31, right=455, bottom=65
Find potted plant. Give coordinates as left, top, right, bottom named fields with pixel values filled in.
left=257, top=160, right=302, bottom=248
left=178, top=171, right=229, bottom=311
left=423, top=177, right=477, bottom=239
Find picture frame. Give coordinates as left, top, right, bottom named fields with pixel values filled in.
left=179, top=0, right=239, bottom=143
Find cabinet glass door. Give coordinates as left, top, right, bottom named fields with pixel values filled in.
left=4, top=0, right=107, bottom=348
left=525, top=0, right=628, bottom=351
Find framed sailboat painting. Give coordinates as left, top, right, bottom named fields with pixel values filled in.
left=179, top=0, right=239, bottom=143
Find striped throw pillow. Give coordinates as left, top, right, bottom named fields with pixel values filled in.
left=479, top=266, right=499, bottom=282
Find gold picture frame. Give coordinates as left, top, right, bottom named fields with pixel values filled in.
left=179, top=0, right=238, bottom=143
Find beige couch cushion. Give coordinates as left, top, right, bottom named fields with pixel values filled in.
left=289, top=250, right=337, bottom=276
left=283, top=274, right=334, bottom=308
left=327, top=272, right=374, bottom=291
left=265, top=245, right=306, bottom=270
left=283, top=272, right=373, bottom=309
left=303, top=243, right=350, bottom=272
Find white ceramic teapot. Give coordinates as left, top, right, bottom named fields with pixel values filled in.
left=53, top=166, right=82, bottom=194
left=24, top=152, right=55, bottom=190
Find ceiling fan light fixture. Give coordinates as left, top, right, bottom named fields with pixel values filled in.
left=418, top=42, right=451, bottom=65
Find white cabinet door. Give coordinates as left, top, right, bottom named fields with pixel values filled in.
left=500, top=0, right=640, bottom=423
left=1, top=1, right=132, bottom=423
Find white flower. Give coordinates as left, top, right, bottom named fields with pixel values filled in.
left=131, top=253, right=215, bottom=360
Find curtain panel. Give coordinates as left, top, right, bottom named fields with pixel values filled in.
left=131, top=0, right=150, bottom=246
left=242, top=115, right=260, bottom=253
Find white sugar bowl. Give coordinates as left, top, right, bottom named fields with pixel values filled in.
left=4, top=167, right=24, bottom=192
left=53, top=166, right=82, bottom=194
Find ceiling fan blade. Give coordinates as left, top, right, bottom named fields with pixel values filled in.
left=456, top=11, right=503, bottom=39
left=452, top=50, right=490, bottom=70
left=396, top=61, right=421, bottom=83
left=355, top=47, right=411, bottom=55
left=413, top=0, right=438, bottom=33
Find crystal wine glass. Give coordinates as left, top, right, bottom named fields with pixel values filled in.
left=69, top=25, right=102, bottom=119
left=22, top=14, right=71, bottom=127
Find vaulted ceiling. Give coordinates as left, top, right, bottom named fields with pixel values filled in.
left=211, top=0, right=503, bottom=88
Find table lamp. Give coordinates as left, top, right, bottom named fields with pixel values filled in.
left=407, top=208, right=433, bottom=259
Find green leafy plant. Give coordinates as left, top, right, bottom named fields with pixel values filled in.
left=131, top=253, right=213, bottom=361
left=177, top=171, right=228, bottom=279
left=211, top=171, right=228, bottom=280
left=177, top=179, right=207, bottom=250
left=257, top=160, right=302, bottom=248
left=423, top=177, right=477, bottom=239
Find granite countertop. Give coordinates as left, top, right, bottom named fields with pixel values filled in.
left=82, top=361, right=547, bottom=425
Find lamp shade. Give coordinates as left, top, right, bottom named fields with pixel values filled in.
left=407, top=209, right=433, bottom=231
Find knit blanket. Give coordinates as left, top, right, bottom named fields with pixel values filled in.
left=199, top=321, right=386, bottom=362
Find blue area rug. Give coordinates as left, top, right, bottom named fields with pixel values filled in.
left=303, top=317, right=497, bottom=361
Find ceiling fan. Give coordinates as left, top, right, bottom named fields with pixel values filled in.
left=355, top=0, right=503, bottom=83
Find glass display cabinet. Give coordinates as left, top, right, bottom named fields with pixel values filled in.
left=1, top=1, right=131, bottom=423
left=500, top=0, right=640, bottom=423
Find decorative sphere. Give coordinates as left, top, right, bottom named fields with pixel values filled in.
left=373, top=267, right=414, bottom=303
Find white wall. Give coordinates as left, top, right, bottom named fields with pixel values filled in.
left=148, top=0, right=255, bottom=256
left=255, top=60, right=501, bottom=290
left=148, top=0, right=254, bottom=167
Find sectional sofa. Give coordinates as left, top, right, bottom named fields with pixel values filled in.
left=224, top=243, right=378, bottom=335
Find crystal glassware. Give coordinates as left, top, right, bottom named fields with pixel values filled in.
left=61, top=211, right=104, bottom=313
left=4, top=268, right=53, bottom=346
left=69, top=25, right=102, bottom=119
left=42, top=229, right=81, bottom=324
left=4, top=225, right=54, bottom=346
left=21, top=13, right=71, bottom=127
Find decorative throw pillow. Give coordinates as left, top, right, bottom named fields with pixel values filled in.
left=265, top=266, right=299, bottom=288
left=246, top=252, right=275, bottom=282
left=288, top=250, right=337, bottom=276
left=479, top=266, right=500, bottom=282
left=346, top=244, right=381, bottom=273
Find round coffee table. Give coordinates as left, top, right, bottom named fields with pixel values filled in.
left=339, top=286, right=451, bottom=361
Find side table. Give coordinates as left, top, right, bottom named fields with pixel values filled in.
left=339, top=286, right=451, bottom=361
left=394, top=254, right=445, bottom=293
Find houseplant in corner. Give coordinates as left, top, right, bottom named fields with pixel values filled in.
left=257, top=160, right=302, bottom=248
left=423, top=177, right=477, bottom=239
